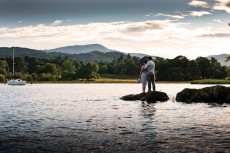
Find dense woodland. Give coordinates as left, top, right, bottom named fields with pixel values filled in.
left=0, top=54, right=230, bottom=82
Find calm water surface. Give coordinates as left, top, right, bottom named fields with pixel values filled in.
left=0, top=84, right=230, bottom=152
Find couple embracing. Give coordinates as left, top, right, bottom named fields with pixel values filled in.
left=139, top=56, right=156, bottom=93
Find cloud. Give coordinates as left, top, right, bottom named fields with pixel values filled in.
left=0, top=20, right=229, bottom=59
left=17, top=21, right=23, bottom=24
left=154, top=13, right=185, bottom=19
left=188, top=0, right=209, bottom=8
left=52, top=20, right=63, bottom=26
left=189, top=11, right=211, bottom=16
left=213, top=19, right=223, bottom=23
left=0, top=20, right=189, bottom=49
left=121, top=21, right=166, bottom=34
left=200, top=33, right=230, bottom=37
left=213, top=0, right=230, bottom=13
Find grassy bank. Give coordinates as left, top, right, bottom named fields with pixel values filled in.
left=31, top=79, right=190, bottom=84
left=30, top=78, right=138, bottom=84
left=100, top=74, right=137, bottom=79
left=191, top=79, right=230, bottom=84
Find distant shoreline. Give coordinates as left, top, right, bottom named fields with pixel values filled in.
left=1, top=79, right=189, bottom=84
left=1, top=79, right=230, bottom=84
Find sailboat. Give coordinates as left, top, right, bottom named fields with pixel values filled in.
left=7, top=48, right=26, bottom=85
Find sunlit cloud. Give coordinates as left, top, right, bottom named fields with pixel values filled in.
left=154, top=13, right=185, bottom=19
left=200, top=33, right=230, bottom=37
left=213, top=0, right=230, bottom=13
left=213, top=19, right=223, bottom=23
left=0, top=20, right=229, bottom=58
left=52, top=20, right=63, bottom=26
left=189, top=11, right=211, bottom=16
left=188, top=0, right=209, bottom=8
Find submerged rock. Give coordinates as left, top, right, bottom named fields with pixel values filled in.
left=176, top=85, right=230, bottom=104
left=121, top=91, right=169, bottom=103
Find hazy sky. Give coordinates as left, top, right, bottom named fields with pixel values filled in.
left=0, top=0, right=229, bottom=58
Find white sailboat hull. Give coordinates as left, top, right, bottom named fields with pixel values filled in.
left=7, top=79, right=26, bottom=85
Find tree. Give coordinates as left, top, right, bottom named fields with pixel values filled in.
left=53, top=55, right=67, bottom=66
left=0, top=60, right=8, bottom=69
left=99, top=64, right=108, bottom=74
left=61, top=60, right=76, bottom=73
left=37, top=63, right=61, bottom=81
left=127, top=53, right=132, bottom=60
left=40, top=73, right=56, bottom=81
left=77, top=62, right=99, bottom=81
left=84, top=62, right=99, bottom=80
left=153, top=58, right=170, bottom=81
left=61, top=60, right=76, bottom=80
left=114, top=60, right=125, bottom=75
left=185, top=60, right=200, bottom=80
left=210, top=57, right=225, bottom=79
left=14, top=57, right=28, bottom=73
left=171, top=56, right=189, bottom=81
left=0, top=68, right=7, bottom=76
left=196, top=57, right=211, bottom=79
left=226, top=67, right=230, bottom=79
left=0, top=74, right=6, bottom=83
left=43, top=63, right=61, bottom=76
left=117, top=54, right=124, bottom=62
left=124, top=58, right=139, bottom=75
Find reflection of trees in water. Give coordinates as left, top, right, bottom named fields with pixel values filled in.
left=140, top=101, right=156, bottom=119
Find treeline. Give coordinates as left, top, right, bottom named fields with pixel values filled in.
left=0, top=54, right=230, bottom=82
left=154, top=56, right=230, bottom=81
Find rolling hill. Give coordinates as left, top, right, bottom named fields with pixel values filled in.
left=46, top=44, right=119, bottom=54
left=0, top=47, right=127, bottom=62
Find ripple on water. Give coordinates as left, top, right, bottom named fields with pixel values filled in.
left=0, top=84, right=230, bottom=152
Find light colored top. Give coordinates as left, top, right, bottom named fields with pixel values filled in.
left=144, top=60, right=155, bottom=74
left=139, top=64, right=147, bottom=78
left=139, top=64, right=148, bottom=84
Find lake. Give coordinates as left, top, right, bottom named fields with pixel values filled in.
left=0, top=83, right=230, bottom=152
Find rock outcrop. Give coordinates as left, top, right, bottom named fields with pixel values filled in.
left=121, top=91, right=169, bottom=103
left=176, top=85, right=230, bottom=104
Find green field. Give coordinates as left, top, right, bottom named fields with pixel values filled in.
left=191, top=79, right=230, bottom=84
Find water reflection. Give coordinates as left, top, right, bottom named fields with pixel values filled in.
left=0, top=84, right=230, bottom=152
left=140, top=101, right=156, bottom=119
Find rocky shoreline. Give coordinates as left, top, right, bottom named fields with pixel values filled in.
left=121, top=85, right=230, bottom=104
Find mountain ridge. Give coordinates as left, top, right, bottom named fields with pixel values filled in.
left=0, top=45, right=229, bottom=66
left=0, top=47, right=127, bottom=63
left=46, top=44, right=119, bottom=54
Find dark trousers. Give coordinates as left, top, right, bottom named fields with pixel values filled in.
left=147, top=73, right=155, bottom=91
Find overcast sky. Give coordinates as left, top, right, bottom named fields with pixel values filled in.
left=0, top=0, right=229, bottom=59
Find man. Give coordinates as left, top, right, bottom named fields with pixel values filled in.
left=144, top=56, right=156, bottom=91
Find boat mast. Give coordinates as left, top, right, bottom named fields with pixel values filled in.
left=13, top=48, right=14, bottom=76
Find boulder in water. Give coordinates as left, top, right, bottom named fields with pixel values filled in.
left=121, top=91, right=169, bottom=103
left=176, top=85, right=230, bottom=104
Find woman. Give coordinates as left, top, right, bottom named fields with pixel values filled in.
left=139, top=60, right=148, bottom=93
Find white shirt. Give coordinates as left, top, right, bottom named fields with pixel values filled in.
left=144, top=60, right=155, bottom=74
